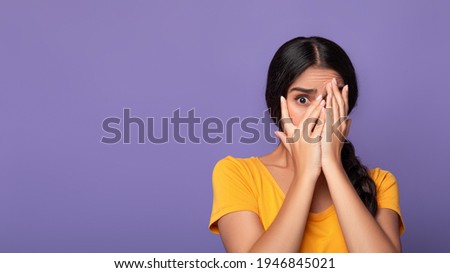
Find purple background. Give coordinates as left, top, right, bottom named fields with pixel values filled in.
left=1, top=1, right=449, bottom=253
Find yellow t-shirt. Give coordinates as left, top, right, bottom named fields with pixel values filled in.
left=209, top=155, right=405, bottom=252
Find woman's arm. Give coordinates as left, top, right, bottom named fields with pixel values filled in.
left=218, top=173, right=316, bottom=252
left=218, top=96, right=327, bottom=252
left=321, top=79, right=401, bottom=252
left=323, top=163, right=401, bottom=252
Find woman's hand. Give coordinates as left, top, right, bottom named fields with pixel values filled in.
left=321, top=78, right=352, bottom=168
left=275, top=95, right=326, bottom=180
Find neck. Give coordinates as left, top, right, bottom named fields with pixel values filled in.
left=271, top=143, right=293, bottom=168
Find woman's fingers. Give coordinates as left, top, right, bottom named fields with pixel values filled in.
left=332, top=92, right=339, bottom=125
left=331, top=78, right=346, bottom=118
left=325, top=82, right=335, bottom=122
left=280, top=95, right=322, bottom=137
left=343, top=118, right=352, bottom=138
left=279, top=96, right=294, bottom=135
left=307, top=98, right=325, bottom=127
left=326, top=83, right=333, bottom=109
left=303, top=94, right=324, bottom=118
left=278, top=94, right=325, bottom=145
left=342, top=85, right=349, bottom=115
left=304, top=99, right=325, bottom=139
left=274, top=130, right=292, bottom=155
left=311, top=107, right=326, bottom=141
left=301, top=95, right=325, bottom=136
left=326, top=81, right=349, bottom=140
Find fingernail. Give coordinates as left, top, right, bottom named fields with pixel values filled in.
left=280, top=96, right=285, bottom=103
left=320, top=100, right=325, bottom=106
left=332, top=78, right=337, bottom=85
left=316, top=94, right=322, bottom=101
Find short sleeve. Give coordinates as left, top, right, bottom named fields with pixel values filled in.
left=370, top=168, right=405, bottom=235
left=208, top=156, right=258, bottom=234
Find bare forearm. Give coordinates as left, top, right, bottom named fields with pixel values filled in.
left=249, top=174, right=316, bottom=252
left=324, top=163, right=398, bottom=252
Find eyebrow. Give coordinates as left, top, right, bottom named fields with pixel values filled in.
left=288, top=87, right=317, bottom=94
left=288, top=85, right=345, bottom=94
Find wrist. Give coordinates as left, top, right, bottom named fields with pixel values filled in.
left=322, top=159, right=345, bottom=175
left=292, top=171, right=319, bottom=187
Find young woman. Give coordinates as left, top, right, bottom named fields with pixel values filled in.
left=209, top=36, right=405, bottom=253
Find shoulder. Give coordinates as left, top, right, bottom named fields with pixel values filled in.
left=368, top=168, right=405, bottom=235
left=209, top=156, right=260, bottom=234
left=367, top=167, right=396, bottom=181
left=211, top=155, right=260, bottom=189
left=367, top=167, right=398, bottom=193
left=367, top=168, right=402, bottom=210
left=212, top=155, right=255, bottom=176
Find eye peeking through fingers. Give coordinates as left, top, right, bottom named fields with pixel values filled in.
left=295, top=95, right=311, bottom=105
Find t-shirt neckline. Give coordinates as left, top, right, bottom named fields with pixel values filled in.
left=252, top=156, right=335, bottom=220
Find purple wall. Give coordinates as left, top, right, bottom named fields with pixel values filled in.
left=1, top=1, right=449, bottom=252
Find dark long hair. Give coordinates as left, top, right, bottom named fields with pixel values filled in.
left=265, top=36, right=377, bottom=216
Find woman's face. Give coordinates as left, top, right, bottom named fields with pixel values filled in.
left=285, top=66, right=344, bottom=127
